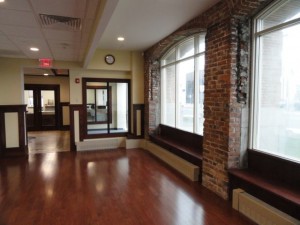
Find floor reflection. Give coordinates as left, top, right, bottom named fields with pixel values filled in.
left=28, top=130, right=70, bottom=154
left=0, top=149, right=254, bottom=225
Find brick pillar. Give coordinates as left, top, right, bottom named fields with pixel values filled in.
left=202, top=17, right=246, bottom=199
left=144, top=57, right=161, bottom=138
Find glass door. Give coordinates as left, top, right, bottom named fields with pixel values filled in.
left=40, top=90, right=56, bottom=128
left=24, top=85, right=59, bottom=131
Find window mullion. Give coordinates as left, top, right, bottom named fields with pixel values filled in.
left=175, top=47, right=179, bottom=128
left=194, top=35, right=199, bottom=133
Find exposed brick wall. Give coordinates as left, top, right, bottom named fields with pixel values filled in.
left=144, top=0, right=273, bottom=199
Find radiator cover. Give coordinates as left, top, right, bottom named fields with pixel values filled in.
left=232, top=189, right=300, bottom=225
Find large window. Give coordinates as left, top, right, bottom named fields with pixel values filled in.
left=161, top=34, right=205, bottom=134
left=83, top=78, right=130, bottom=137
left=251, top=0, right=300, bottom=162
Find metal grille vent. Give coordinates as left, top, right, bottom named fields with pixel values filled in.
left=39, top=14, right=82, bottom=30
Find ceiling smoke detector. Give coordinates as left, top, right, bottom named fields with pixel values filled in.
left=39, top=14, right=82, bottom=31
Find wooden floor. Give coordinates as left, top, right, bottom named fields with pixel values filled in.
left=0, top=149, right=254, bottom=225
left=28, top=131, right=70, bottom=154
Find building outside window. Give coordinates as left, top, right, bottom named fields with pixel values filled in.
left=251, top=0, right=300, bottom=162
left=161, top=33, right=205, bottom=135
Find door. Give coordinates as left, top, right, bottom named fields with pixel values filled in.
left=24, top=85, right=60, bottom=131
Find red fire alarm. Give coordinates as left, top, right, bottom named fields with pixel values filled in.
left=75, top=78, right=80, bottom=84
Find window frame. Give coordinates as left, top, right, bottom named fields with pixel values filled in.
left=160, top=33, right=206, bottom=135
left=250, top=0, right=300, bottom=161
left=82, top=77, right=131, bottom=139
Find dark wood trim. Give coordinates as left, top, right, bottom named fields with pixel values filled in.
left=51, top=69, right=58, bottom=76
left=0, top=110, right=5, bottom=155
left=0, top=105, right=27, bottom=156
left=25, top=74, right=69, bottom=77
left=18, top=106, right=27, bottom=154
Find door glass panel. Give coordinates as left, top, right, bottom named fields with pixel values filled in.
left=96, top=89, right=108, bottom=122
left=109, top=82, right=128, bottom=133
left=86, top=82, right=109, bottom=134
left=24, top=90, right=35, bottom=128
left=86, top=88, right=96, bottom=122
left=41, top=90, right=56, bottom=127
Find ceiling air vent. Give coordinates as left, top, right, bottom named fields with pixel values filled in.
left=39, top=14, right=82, bottom=31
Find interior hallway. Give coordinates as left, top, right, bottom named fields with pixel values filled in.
left=28, top=130, right=70, bottom=154
left=0, top=149, right=254, bottom=225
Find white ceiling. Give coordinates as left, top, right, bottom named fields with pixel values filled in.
left=0, top=0, right=219, bottom=66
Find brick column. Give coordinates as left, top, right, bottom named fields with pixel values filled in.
left=144, top=57, right=161, bottom=138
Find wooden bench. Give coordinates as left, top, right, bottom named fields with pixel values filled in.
left=149, top=124, right=203, bottom=180
left=228, top=149, right=300, bottom=220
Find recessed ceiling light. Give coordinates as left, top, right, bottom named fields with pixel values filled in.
left=117, top=37, right=125, bottom=41
left=43, top=73, right=49, bottom=76
left=30, top=47, right=39, bottom=52
left=0, top=0, right=5, bottom=3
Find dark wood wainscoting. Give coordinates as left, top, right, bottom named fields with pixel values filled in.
left=0, top=105, right=27, bottom=156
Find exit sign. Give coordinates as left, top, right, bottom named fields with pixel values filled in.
left=39, top=58, right=53, bottom=68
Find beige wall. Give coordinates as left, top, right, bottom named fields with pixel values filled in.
left=87, top=49, right=131, bottom=71
left=131, top=52, right=144, bottom=104
left=0, top=58, right=24, bottom=105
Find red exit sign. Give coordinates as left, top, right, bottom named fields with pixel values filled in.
left=39, top=58, right=53, bottom=68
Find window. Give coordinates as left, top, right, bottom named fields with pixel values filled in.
left=83, top=78, right=130, bottom=136
left=86, top=86, right=112, bottom=124
left=251, top=0, right=300, bottom=162
left=161, top=33, right=205, bottom=134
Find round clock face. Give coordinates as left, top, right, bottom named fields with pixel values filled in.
left=104, top=54, right=115, bottom=65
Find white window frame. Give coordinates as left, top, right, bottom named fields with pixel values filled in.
left=250, top=0, right=300, bottom=159
left=160, top=33, right=206, bottom=135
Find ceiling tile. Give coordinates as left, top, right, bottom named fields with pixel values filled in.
left=0, top=32, right=19, bottom=50
left=10, top=36, right=52, bottom=59
left=0, top=9, right=39, bottom=27
left=0, top=0, right=32, bottom=11
left=30, top=0, right=87, bottom=18
left=0, top=25, right=44, bottom=39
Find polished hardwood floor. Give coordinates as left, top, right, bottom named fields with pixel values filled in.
left=0, top=149, right=254, bottom=225
left=28, top=131, right=70, bottom=154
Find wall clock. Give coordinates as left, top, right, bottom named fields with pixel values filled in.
left=104, top=54, right=115, bottom=65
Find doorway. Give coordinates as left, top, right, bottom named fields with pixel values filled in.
left=24, top=84, right=60, bottom=131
